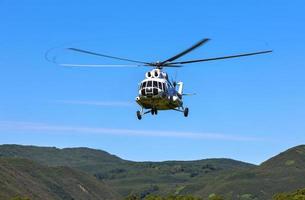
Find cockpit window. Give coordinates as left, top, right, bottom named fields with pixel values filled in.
left=158, top=82, right=162, bottom=90
left=153, top=81, right=158, bottom=87
left=142, top=82, right=147, bottom=88
left=142, top=81, right=164, bottom=90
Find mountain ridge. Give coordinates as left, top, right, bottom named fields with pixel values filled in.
left=0, top=144, right=254, bottom=164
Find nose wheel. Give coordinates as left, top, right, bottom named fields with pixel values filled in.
left=151, top=109, right=158, bottom=115
left=136, top=108, right=158, bottom=120
left=137, top=107, right=189, bottom=120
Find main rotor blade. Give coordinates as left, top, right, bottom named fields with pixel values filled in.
left=160, top=38, right=210, bottom=65
left=68, top=48, right=151, bottom=65
left=59, top=63, right=143, bottom=68
left=157, top=64, right=183, bottom=68
left=169, top=50, right=273, bottom=65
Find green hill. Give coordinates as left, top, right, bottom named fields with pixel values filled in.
left=259, top=145, right=305, bottom=170
left=0, top=144, right=123, bottom=167
left=0, top=144, right=253, bottom=198
left=1, top=144, right=305, bottom=200
left=183, top=145, right=305, bottom=199
left=0, top=157, right=120, bottom=200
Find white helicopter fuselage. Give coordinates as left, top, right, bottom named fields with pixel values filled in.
left=135, top=69, right=183, bottom=110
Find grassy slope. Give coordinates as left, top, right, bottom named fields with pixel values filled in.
left=0, top=157, right=120, bottom=200
left=104, top=159, right=255, bottom=197
left=0, top=145, right=254, bottom=198
left=184, top=145, right=305, bottom=200
left=1, top=144, right=305, bottom=200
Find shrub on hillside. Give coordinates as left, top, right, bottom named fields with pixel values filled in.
left=273, top=188, right=305, bottom=200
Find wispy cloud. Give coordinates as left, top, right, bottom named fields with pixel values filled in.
left=0, top=121, right=262, bottom=142
left=56, top=100, right=133, bottom=107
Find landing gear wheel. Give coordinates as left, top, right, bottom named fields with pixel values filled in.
left=184, top=107, right=189, bottom=117
left=136, top=111, right=142, bottom=120
left=151, top=109, right=158, bottom=115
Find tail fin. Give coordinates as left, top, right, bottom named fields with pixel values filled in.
left=177, top=82, right=184, bottom=95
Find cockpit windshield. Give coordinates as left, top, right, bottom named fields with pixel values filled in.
left=142, top=81, right=164, bottom=89
left=141, top=80, right=166, bottom=96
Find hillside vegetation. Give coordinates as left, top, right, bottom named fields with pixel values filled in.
left=273, top=188, right=305, bottom=200
left=0, top=157, right=119, bottom=200
left=1, top=144, right=305, bottom=199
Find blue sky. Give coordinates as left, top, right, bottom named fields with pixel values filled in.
left=1, top=0, right=305, bottom=164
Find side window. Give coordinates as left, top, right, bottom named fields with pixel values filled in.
left=153, top=81, right=158, bottom=87
left=142, top=82, right=147, bottom=88
left=147, top=81, right=152, bottom=87
left=158, top=82, right=162, bottom=90
left=163, top=83, right=166, bottom=91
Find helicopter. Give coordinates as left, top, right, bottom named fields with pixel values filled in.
left=52, top=38, right=272, bottom=120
